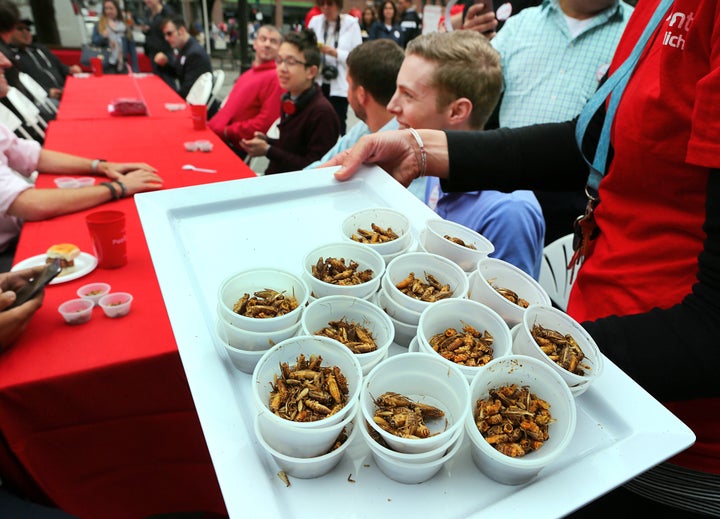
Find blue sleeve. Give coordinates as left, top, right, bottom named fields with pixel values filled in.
left=91, top=24, right=109, bottom=46
left=481, top=196, right=545, bottom=279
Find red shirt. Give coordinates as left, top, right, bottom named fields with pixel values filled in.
left=207, top=61, right=284, bottom=144
left=568, top=0, right=720, bottom=472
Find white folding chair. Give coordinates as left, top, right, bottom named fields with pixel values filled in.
left=185, top=71, right=213, bottom=105
left=538, top=233, right=578, bottom=311
left=209, top=69, right=225, bottom=108
left=0, top=103, right=34, bottom=140
left=18, top=72, right=58, bottom=114
left=6, top=87, right=46, bottom=138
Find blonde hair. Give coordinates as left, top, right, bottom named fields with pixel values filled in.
left=406, top=30, right=503, bottom=130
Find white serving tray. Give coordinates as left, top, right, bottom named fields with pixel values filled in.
left=136, top=166, right=694, bottom=519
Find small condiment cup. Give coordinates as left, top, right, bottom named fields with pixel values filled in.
left=98, top=292, right=133, bottom=318
left=54, top=177, right=78, bottom=189
left=77, top=282, right=111, bottom=306
left=58, top=298, right=94, bottom=325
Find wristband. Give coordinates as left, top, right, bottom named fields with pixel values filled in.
left=91, top=159, right=106, bottom=173
left=114, top=180, right=127, bottom=198
left=407, top=128, right=426, bottom=178
left=100, top=181, right=119, bottom=200
left=265, top=144, right=271, bottom=157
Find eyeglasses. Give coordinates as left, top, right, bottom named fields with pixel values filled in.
left=15, top=25, right=30, bottom=32
left=275, top=56, right=308, bottom=67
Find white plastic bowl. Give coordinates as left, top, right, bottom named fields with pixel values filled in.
left=383, top=252, right=469, bottom=314
left=217, top=268, right=309, bottom=332
left=98, top=292, right=133, bottom=318
left=359, top=414, right=463, bottom=464
left=74, top=177, right=96, bottom=187
left=385, top=311, right=418, bottom=348
left=469, top=258, right=551, bottom=327
left=301, top=295, right=394, bottom=376
left=513, top=304, right=604, bottom=392
left=217, top=310, right=301, bottom=351
left=362, top=416, right=465, bottom=484
left=423, top=219, right=495, bottom=272
left=360, top=353, right=470, bottom=454
left=379, top=236, right=416, bottom=266
left=465, top=355, right=577, bottom=485
left=377, top=279, right=422, bottom=325
left=54, top=177, right=78, bottom=189
left=252, top=335, right=363, bottom=429
left=256, top=402, right=357, bottom=458
left=58, top=298, right=94, bottom=325
left=341, top=207, right=412, bottom=256
left=302, top=242, right=385, bottom=300
left=77, top=282, right=111, bottom=306
left=416, top=298, right=512, bottom=383
left=254, top=412, right=357, bottom=479
left=219, top=337, right=266, bottom=374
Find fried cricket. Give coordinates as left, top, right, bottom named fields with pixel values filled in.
left=351, top=223, right=399, bottom=244
left=312, top=256, right=374, bottom=286
left=233, top=288, right=298, bottom=318
left=531, top=323, right=588, bottom=375
left=371, top=391, right=446, bottom=440
left=428, top=323, right=494, bottom=366
left=314, top=317, right=378, bottom=354
left=395, top=271, right=454, bottom=302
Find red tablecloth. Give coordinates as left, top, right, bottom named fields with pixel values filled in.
left=0, top=89, right=255, bottom=518
left=56, top=75, right=190, bottom=121
left=51, top=48, right=154, bottom=74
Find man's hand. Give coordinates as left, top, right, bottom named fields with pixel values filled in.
left=462, top=3, right=498, bottom=38
left=118, top=169, right=164, bottom=195
left=154, top=52, right=169, bottom=66
left=0, top=266, right=46, bottom=351
left=99, top=161, right=158, bottom=180
left=240, top=132, right=270, bottom=157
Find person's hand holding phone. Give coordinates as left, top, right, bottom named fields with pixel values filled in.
left=463, top=2, right=498, bottom=38
left=0, top=265, right=47, bottom=352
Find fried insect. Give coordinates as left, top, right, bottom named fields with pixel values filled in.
left=232, top=288, right=298, bottom=318
left=394, top=271, right=454, bottom=302
left=444, top=235, right=477, bottom=249
left=351, top=223, right=399, bottom=244
left=428, top=323, right=494, bottom=366
left=474, top=384, right=554, bottom=457
left=268, top=354, right=349, bottom=422
left=372, top=391, right=446, bottom=439
left=314, top=317, right=378, bottom=354
left=531, top=323, right=588, bottom=375
left=312, top=256, right=374, bottom=286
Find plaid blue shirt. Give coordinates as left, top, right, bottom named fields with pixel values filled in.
left=492, top=0, right=634, bottom=127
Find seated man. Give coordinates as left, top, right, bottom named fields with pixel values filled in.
left=0, top=50, right=163, bottom=269
left=208, top=25, right=284, bottom=156
left=388, top=30, right=544, bottom=277
left=240, top=29, right=339, bottom=175
left=155, top=14, right=212, bottom=100
left=7, top=18, right=81, bottom=103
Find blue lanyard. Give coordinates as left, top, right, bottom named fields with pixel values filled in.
left=575, top=0, right=675, bottom=195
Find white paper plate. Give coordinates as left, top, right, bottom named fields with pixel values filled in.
left=12, top=252, right=98, bottom=284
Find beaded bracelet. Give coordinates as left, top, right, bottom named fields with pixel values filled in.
left=114, top=180, right=127, bottom=198
left=91, top=159, right=106, bottom=174
left=100, top=181, right=119, bottom=200
left=407, top=128, right=426, bottom=178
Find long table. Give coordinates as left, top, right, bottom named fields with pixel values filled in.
left=0, top=75, right=255, bottom=518
left=56, top=74, right=191, bottom=121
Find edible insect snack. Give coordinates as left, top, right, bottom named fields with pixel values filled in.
left=444, top=235, right=476, bottom=249
left=233, top=289, right=299, bottom=318
left=314, top=318, right=378, bottom=354
left=351, top=223, right=399, bottom=244
left=372, top=391, right=445, bottom=440
left=429, top=324, right=494, bottom=366
left=531, top=324, right=588, bottom=376
left=269, top=354, right=349, bottom=422
left=395, top=271, right=454, bottom=302
left=473, top=384, right=553, bottom=458
left=312, top=257, right=374, bottom=286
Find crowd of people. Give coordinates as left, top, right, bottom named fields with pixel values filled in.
left=0, top=0, right=718, bottom=517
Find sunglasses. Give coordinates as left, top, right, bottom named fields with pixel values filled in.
left=15, top=25, right=31, bottom=32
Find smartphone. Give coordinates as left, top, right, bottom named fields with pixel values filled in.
left=8, top=259, right=63, bottom=309
left=462, top=0, right=495, bottom=25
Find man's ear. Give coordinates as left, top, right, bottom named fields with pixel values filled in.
left=356, top=85, right=367, bottom=105
left=447, top=97, right=473, bottom=127
left=306, top=64, right=320, bottom=81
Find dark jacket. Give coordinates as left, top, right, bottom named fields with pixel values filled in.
left=265, top=85, right=340, bottom=175
left=167, top=37, right=212, bottom=99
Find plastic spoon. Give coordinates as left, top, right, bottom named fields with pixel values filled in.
left=182, top=164, right=217, bottom=173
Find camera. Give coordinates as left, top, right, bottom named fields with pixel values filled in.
left=322, top=65, right=339, bottom=81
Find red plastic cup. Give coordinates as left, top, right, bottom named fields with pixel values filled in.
left=86, top=210, right=127, bottom=269
left=190, top=104, right=207, bottom=130
left=90, top=57, right=103, bottom=77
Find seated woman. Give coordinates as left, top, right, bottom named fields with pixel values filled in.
left=241, top=29, right=340, bottom=175
left=91, top=0, right=133, bottom=73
